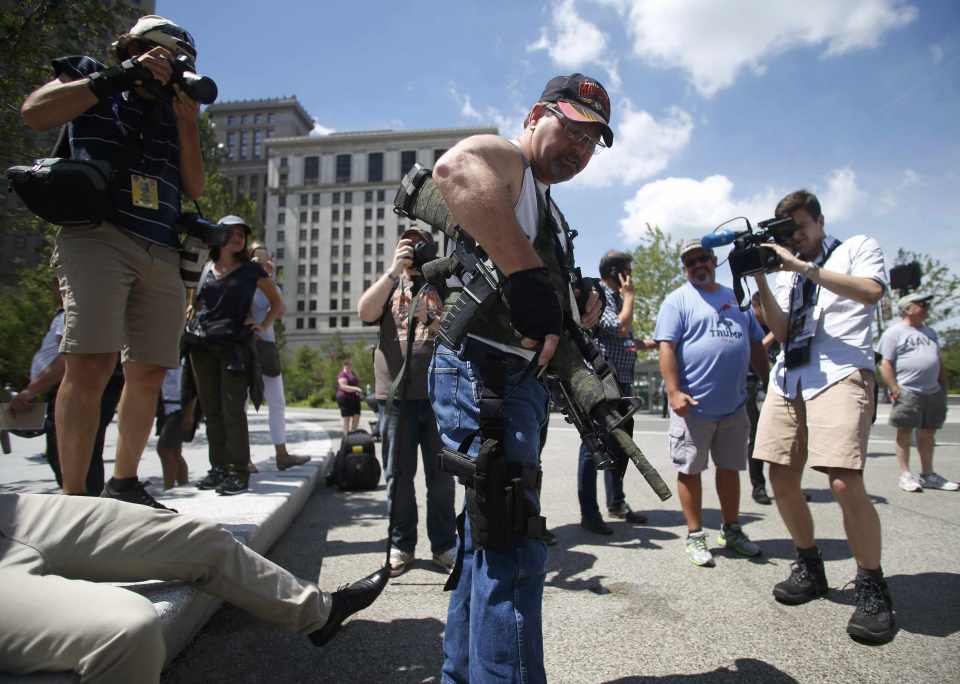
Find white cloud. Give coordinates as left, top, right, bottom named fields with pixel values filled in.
left=310, top=120, right=335, bottom=136
left=572, top=101, right=693, bottom=187
left=448, top=85, right=525, bottom=137
left=606, top=0, right=918, bottom=97
left=930, top=43, right=944, bottom=64
left=618, top=167, right=865, bottom=244
left=897, top=168, right=921, bottom=190
left=527, top=0, right=621, bottom=89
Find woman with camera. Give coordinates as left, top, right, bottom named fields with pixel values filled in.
left=248, top=241, right=310, bottom=472
left=186, top=216, right=284, bottom=495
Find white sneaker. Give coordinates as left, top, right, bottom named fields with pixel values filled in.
left=685, top=531, right=715, bottom=567
left=919, top=472, right=960, bottom=491
left=898, top=471, right=923, bottom=492
left=389, top=548, right=414, bottom=577
left=431, top=547, right=456, bottom=573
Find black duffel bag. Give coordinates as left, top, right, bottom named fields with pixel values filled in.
left=7, top=157, right=112, bottom=227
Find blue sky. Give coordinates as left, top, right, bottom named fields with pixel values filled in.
left=161, top=0, right=959, bottom=284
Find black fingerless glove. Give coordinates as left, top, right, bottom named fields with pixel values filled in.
left=87, top=58, right=145, bottom=101
left=502, top=267, right=563, bottom=341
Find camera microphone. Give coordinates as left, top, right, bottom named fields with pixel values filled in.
left=701, top=229, right=745, bottom=249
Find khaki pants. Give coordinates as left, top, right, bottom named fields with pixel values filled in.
left=0, top=494, right=331, bottom=683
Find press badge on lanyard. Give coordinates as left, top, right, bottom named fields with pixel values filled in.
left=131, top=174, right=159, bottom=210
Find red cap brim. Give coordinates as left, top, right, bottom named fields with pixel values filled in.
left=556, top=100, right=614, bottom=147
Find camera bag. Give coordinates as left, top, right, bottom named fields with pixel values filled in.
left=7, top=157, right=113, bottom=226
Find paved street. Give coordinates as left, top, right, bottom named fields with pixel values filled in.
left=3, top=404, right=958, bottom=683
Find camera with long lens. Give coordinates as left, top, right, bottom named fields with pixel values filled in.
left=129, top=55, right=218, bottom=105
left=177, top=213, right=230, bottom=287
left=702, top=216, right=798, bottom=309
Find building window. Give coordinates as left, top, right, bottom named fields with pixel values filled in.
left=363, top=244, right=372, bottom=256
left=278, top=211, right=286, bottom=225
left=299, top=229, right=307, bottom=241
left=279, top=173, right=288, bottom=185
left=298, top=246, right=306, bottom=258
left=329, top=317, right=337, bottom=328
left=276, top=247, right=285, bottom=259
left=367, top=152, right=384, bottom=182
left=331, top=281, right=338, bottom=293
left=227, top=114, right=235, bottom=126
left=343, top=263, right=351, bottom=274
left=332, top=192, right=341, bottom=204
left=434, top=148, right=448, bottom=162
left=299, top=211, right=307, bottom=224
left=309, top=300, right=317, bottom=311
left=278, top=194, right=287, bottom=208
left=376, top=207, right=385, bottom=219
left=296, top=318, right=304, bottom=329
left=375, top=260, right=384, bottom=272
left=344, top=227, right=352, bottom=239
left=401, top=150, right=417, bottom=176
left=309, top=282, right=317, bottom=294
left=341, top=316, right=349, bottom=328
left=304, top=156, right=320, bottom=184
left=344, top=209, right=352, bottom=222
left=308, top=318, right=316, bottom=329
left=364, top=226, right=372, bottom=239
left=331, top=263, right=339, bottom=274
left=310, top=246, right=318, bottom=258
left=268, top=112, right=274, bottom=123
left=310, top=264, right=318, bottom=275
left=377, top=189, right=385, bottom=202
left=331, top=245, right=339, bottom=257
left=363, top=262, right=371, bottom=274
left=280, top=156, right=288, bottom=167
left=332, top=209, right=340, bottom=222
left=364, top=190, right=373, bottom=202
left=311, top=211, right=319, bottom=223
left=344, top=191, right=353, bottom=204
left=342, top=281, right=351, bottom=293
left=312, top=192, right=321, bottom=205
left=266, top=127, right=274, bottom=138
left=254, top=113, right=262, bottom=124
left=340, top=297, right=349, bottom=309
left=277, top=230, right=285, bottom=242
left=335, top=154, right=351, bottom=183
left=297, top=282, right=305, bottom=295
left=311, top=229, right=319, bottom=240
left=297, top=300, right=305, bottom=312
left=298, top=264, right=306, bottom=276
left=331, top=227, right=339, bottom=240
left=253, top=130, right=263, bottom=159
left=343, top=245, right=352, bottom=257
left=241, top=114, right=248, bottom=125
left=330, top=299, right=338, bottom=310
left=300, top=194, right=308, bottom=206
left=376, top=225, right=384, bottom=238
left=363, top=279, right=372, bottom=289
left=239, top=130, right=248, bottom=159
left=364, top=208, right=372, bottom=220
left=376, top=244, right=384, bottom=256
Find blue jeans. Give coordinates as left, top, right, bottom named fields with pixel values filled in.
left=429, top=342, right=549, bottom=684
left=384, top=399, right=457, bottom=554
left=577, top=381, right=633, bottom=519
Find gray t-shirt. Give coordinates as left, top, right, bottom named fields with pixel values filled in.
left=878, top=321, right=941, bottom=394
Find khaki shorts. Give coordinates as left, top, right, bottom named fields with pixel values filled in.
left=889, top=388, right=947, bottom=430
left=755, top=369, right=875, bottom=473
left=52, top=222, right=185, bottom=369
left=668, top=405, right=749, bottom=475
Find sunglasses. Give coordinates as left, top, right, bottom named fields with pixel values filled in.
left=544, top=104, right=606, bottom=155
left=683, top=254, right=713, bottom=268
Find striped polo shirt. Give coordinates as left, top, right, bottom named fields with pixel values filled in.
left=52, top=55, right=183, bottom=247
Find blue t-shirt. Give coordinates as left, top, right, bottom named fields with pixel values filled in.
left=52, top=56, right=183, bottom=247
left=654, top=282, right=763, bottom=419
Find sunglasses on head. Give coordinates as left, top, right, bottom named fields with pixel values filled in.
left=683, top=254, right=712, bottom=268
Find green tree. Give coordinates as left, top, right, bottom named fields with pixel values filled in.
left=629, top=223, right=684, bottom=347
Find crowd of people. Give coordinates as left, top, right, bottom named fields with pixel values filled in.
left=1, top=12, right=956, bottom=684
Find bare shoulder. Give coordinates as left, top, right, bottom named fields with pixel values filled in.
left=439, top=135, right=524, bottom=177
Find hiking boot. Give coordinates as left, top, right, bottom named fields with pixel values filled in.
left=216, top=470, right=249, bottom=496
left=277, top=452, right=311, bottom=470
left=717, top=522, right=761, bottom=557
left=685, top=530, right=714, bottom=567
left=918, top=472, right=959, bottom=491
left=773, top=551, right=828, bottom=605
left=196, top=466, right=227, bottom=490
left=309, top=566, right=389, bottom=647
left=389, top=548, right=414, bottom=577
left=608, top=502, right=647, bottom=524
left=431, top=548, right=456, bottom=573
left=580, top=515, right=613, bottom=536
left=846, top=569, right=896, bottom=644
left=101, top=478, right=177, bottom=512
left=898, top=471, right=923, bottom=492
left=752, top=485, right=772, bottom=505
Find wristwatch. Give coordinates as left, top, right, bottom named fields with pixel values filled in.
left=802, top=262, right=819, bottom=279
left=386, top=272, right=400, bottom=284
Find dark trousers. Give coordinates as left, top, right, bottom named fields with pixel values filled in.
left=45, top=372, right=123, bottom=495
left=578, top=381, right=634, bottom=518
left=746, top=379, right=766, bottom=489
left=190, top=346, right=251, bottom=471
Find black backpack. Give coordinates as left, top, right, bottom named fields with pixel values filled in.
left=328, top=429, right=381, bottom=490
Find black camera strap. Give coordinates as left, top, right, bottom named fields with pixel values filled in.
left=784, top=236, right=842, bottom=368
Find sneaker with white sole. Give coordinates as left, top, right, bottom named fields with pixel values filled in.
left=389, top=548, right=414, bottom=577
left=717, top=522, right=761, bottom=557
left=898, top=471, right=923, bottom=492
left=919, top=472, right=960, bottom=491
left=432, top=548, right=456, bottom=573
left=685, top=531, right=715, bottom=567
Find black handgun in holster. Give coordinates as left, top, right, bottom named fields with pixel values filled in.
left=440, top=440, right=546, bottom=554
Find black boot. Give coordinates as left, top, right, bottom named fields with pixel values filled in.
left=751, top=485, right=772, bottom=505
left=580, top=515, right=613, bottom=535
left=847, top=568, right=895, bottom=644
left=310, top=566, right=389, bottom=647
left=773, top=549, right=828, bottom=605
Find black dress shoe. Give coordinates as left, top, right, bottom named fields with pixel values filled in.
left=609, top=503, right=648, bottom=524
left=752, top=486, right=772, bottom=505
left=542, top=529, right=558, bottom=546
left=310, top=565, right=389, bottom=647
left=580, top=516, right=613, bottom=535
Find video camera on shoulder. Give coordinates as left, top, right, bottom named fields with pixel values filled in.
left=701, top=216, right=799, bottom=309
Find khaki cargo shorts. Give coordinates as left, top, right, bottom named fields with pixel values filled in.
left=52, top=222, right=185, bottom=369
left=668, top=405, right=749, bottom=475
left=755, top=369, right=875, bottom=473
